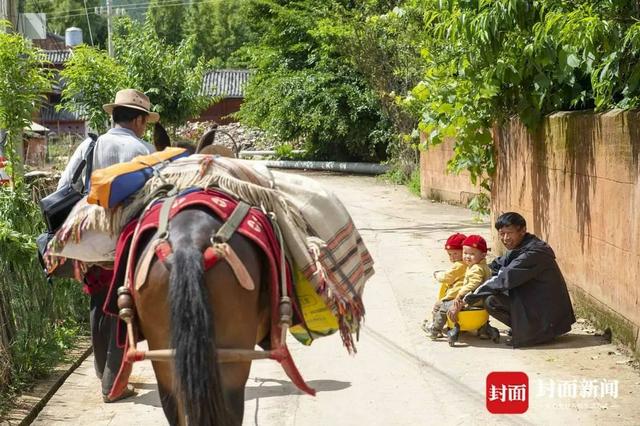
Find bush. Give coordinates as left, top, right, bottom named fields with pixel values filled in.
left=0, top=184, right=87, bottom=410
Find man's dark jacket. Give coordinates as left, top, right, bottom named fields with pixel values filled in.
left=467, top=233, right=576, bottom=347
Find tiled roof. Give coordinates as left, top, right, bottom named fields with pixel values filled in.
left=41, top=49, right=72, bottom=66
left=201, top=69, right=250, bottom=98
left=40, top=103, right=83, bottom=122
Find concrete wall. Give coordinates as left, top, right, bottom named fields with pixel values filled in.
left=419, top=136, right=481, bottom=205
left=492, top=110, right=640, bottom=350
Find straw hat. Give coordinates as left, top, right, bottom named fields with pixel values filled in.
left=103, top=89, right=160, bottom=123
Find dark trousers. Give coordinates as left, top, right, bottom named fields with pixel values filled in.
left=90, top=287, right=124, bottom=396
left=431, top=299, right=455, bottom=332
left=484, top=293, right=512, bottom=327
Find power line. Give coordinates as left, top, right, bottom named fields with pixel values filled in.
left=45, top=0, right=210, bottom=18
left=82, top=0, right=94, bottom=45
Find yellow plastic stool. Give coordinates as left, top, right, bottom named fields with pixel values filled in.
left=438, top=284, right=489, bottom=332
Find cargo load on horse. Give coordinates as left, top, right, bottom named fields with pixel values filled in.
left=42, top=153, right=374, bottom=424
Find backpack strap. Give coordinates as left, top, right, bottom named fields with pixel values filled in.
left=82, top=133, right=98, bottom=194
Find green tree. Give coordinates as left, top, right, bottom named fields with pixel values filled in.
left=312, top=3, right=426, bottom=173
left=146, top=0, right=187, bottom=46
left=59, top=45, right=126, bottom=133
left=238, top=0, right=393, bottom=161
left=115, top=18, right=213, bottom=131
left=0, top=21, right=51, bottom=182
left=183, top=0, right=255, bottom=66
left=403, top=0, right=640, bottom=201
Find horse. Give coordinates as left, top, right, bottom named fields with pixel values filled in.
left=125, top=122, right=268, bottom=425
left=132, top=207, right=270, bottom=425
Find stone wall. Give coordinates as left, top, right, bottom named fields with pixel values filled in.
left=492, top=110, right=640, bottom=351
left=419, top=136, right=481, bottom=205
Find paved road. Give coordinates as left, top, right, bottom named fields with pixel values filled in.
left=34, top=172, right=640, bottom=425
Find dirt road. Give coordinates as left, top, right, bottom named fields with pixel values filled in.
left=34, top=172, right=640, bottom=425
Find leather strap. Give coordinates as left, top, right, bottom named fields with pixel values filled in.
left=157, top=194, right=178, bottom=239
left=83, top=134, right=97, bottom=192
left=212, top=201, right=250, bottom=243
left=219, top=243, right=255, bottom=291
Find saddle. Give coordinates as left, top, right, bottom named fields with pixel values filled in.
left=103, top=187, right=316, bottom=399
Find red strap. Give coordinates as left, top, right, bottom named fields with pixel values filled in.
left=203, top=246, right=221, bottom=270
left=155, top=240, right=173, bottom=263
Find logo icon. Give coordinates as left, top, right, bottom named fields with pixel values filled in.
left=486, top=371, right=529, bottom=414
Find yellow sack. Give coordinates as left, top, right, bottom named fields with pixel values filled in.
left=290, top=269, right=339, bottom=345
left=87, top=148, right=187, bottom=208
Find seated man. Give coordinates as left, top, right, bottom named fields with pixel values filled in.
left=464, top=212, right=575, bottom=347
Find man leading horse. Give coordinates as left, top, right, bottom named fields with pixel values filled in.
left=57, top=88, right=158, bottom=402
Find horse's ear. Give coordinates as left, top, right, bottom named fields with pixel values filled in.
left=195, top=123, right=218, bottom=153
left=153, top=122, right=171, bottom=151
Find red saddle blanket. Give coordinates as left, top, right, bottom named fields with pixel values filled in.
left=103, top=188, right=314, bottom=398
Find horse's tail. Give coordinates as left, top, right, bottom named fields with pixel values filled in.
left=169, top=245, right=228, bottom=425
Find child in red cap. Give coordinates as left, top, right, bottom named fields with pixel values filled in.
left=421, top=233, right=467, bottom=338
left=445, top=234, right=493, bottom=346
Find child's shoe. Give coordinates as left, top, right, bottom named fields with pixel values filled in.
left=447, top=324, right=460, bottom=346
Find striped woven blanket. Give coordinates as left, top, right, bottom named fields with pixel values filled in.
left=47, top=155, right=374, bottom=351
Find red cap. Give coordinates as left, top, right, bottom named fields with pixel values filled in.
left=462, top=235, right=488, bottom=253
left=445, top=233, right=467, bottom=250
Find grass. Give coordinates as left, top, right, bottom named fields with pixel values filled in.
left=0, top=182, right=88, bottom=414
left=381, top=162, right=421, bottom=197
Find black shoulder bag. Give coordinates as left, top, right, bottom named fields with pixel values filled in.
left=36, top=134, right=97, bottom=279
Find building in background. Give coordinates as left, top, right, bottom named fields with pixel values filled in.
left=197, top=69, right=250, bottom=124
left=34, top=30, right=86, bottom=137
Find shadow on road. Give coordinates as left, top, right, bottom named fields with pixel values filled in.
left=245, top=378, right=351, bottom=401
left=520, top=333, right=609, bottom=351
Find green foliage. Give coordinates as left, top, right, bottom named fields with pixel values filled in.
left=59, top=46, right=126, bottom=133
left=146, top=0, right=187, bottom=46
left=183, top=0, right=256, bottom=66
left=60, top=18, right=213, bottom=133
left=405, top=0, right=640, bottom=205
left=238, top=1, right=396, bottom=161
left=240, top=68, right=389, bottom=161
left=407, top=168, right=421, bottom=196
left=0, top=183, right=87, bottom=407
left=114, top=18, right=213, bottom=130
left=0, top=22, right=51, bottom=181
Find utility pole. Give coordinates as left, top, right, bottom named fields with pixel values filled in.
left=106, top=0, right=113, bottom=56
left=95, top=2, right=125, bottom=57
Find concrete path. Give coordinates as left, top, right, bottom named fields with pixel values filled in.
left=33, top=172, right=640, bottom=425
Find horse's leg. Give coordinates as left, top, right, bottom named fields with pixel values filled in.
left=204, top=246, right=264, bottom=423
left=136, top=261, right=181, bottom=425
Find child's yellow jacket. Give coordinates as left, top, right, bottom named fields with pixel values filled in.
left=438, top=261, right=467, bottom=301
left=442, top=259, right=491, bottom=301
